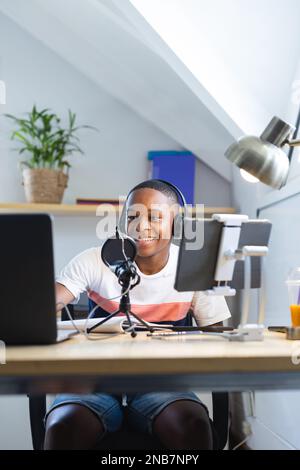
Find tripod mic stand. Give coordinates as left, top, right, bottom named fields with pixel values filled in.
left=87, top=262, right=155, bottom=338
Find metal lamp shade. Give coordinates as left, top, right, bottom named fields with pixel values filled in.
left=225, top=117, right=295, bottom=189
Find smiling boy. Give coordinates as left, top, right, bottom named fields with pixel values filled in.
left=44, top=179, right=231, bottom=450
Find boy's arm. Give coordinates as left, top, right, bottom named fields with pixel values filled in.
left=191, top=292, right=231, bottom=327
left=55, top=247, right=99, bottom=312
left=55, top=282, right=75, bottom=312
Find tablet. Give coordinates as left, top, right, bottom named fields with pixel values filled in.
left=174, top=218, right=272, bottom=292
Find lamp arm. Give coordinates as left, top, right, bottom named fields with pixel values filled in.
left=283, top=138, right=300, bottom=147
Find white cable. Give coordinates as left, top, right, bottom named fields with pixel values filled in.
left=232, top=433, right=252, bottom=450
left=83, top=279, right=132, bottom=339
left=56, top=286, right=132, bottom=340
left=119, top=228, right=128, bottom=264
left=56, top=302, right=81, bottom=333
left=249, top=416, right=297, bottom=450
left=232, top=401, right=296, bottom=450
left=58, top=222, right=136, bottom=339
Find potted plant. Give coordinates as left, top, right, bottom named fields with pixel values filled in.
left=5, top=105, right=97, bottom=203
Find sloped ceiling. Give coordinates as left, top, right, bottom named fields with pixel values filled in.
left=128, top=0, right=300, bottom=132
left=1, top=0, right=299, bottom=182
left=0, top=0, right=236, bottom=181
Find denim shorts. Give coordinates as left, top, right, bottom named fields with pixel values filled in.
left=45, top=392, right=209, bottom=436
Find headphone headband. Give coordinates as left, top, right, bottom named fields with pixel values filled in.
left=118, top=179, right=187, bottom=236
left=152, top=179, right=187, bottom=208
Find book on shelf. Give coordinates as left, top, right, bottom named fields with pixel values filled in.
left=76, top=198, right=125, bottom=206
left=76, top=198, right=123, bottom=206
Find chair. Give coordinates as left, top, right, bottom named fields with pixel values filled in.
left=28, top=308, right=229, bottom=450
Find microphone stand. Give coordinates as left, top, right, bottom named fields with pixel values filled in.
left=87, top=264, right=155, bottom=338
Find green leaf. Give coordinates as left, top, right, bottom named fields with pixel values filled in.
left=4, top=106, right=98, bottom=167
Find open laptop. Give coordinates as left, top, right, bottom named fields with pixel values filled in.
left=0, top=214, right=78, bottom=345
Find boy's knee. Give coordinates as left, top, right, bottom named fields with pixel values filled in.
left=173, top=403, right=211, bottom=439
left=153, top=400, right=213, bottom=449
left=44, top=404, right=105, bottom=449
left=187, top=412, right=212, bottom=438
left=45, top=415, right=67, bottom=443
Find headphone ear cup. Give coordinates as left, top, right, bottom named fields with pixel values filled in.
left=172, top=213, right=183, bottom=239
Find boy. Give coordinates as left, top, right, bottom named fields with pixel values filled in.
left=44, top=180, right=231, bottom=450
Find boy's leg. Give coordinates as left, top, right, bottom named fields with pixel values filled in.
left=44, top=393, right=123, bottom=450
left=152, top=399, right=213, bottom=449
left=44, top=403, right=104, bottom=450
left=126, top=392, right=213, bottom=450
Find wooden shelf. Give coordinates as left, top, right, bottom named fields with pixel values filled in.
left=0, top=202, right=116, bottom=216
left=0, top=202, right=236, bottom=217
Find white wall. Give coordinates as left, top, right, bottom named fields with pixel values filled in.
left=0, top=13, right=185, bottom=204
left=0, top=11, right=233, bottom=208
left=0, top=396, right=32, bottom=450
left=0, top=0, right=235, bottom=181
left=230, top=50, right=300, bottom=448
left=195, top=161, right=232, bottom=207
left=0, top=12, right=177, bottom=450
left=239, top=183, right=300, bottom=450
left=0, top=12, right=233, bottom=449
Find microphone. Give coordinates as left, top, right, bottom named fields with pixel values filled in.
left=101, top=227, right=140, bottom=288
left=88, top=228, right=156, bottom=337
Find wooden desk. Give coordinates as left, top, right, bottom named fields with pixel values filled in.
left=1, top=331, right=300, bottom=395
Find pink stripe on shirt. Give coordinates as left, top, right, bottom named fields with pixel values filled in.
left=88, top=290, right=191, bottom=323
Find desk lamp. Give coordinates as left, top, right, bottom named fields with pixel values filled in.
left=222, top=115, right=300, bottom=339
left=225, top=116, right=300, bottom=189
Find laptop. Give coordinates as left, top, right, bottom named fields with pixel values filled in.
left=0, top=214, right=78, bottom=345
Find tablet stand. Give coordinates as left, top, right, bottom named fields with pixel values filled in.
left=206, top=214, right=269, bottom=341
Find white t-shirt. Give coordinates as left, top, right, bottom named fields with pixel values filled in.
left=56, top=243, right=231, bottom=327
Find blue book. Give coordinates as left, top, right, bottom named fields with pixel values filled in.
left=148, top=151, right=196, bottom=204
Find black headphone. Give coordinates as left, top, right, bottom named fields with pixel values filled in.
left=118, top=179, right=187, bottom=239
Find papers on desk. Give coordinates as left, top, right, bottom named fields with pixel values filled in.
left=57, top=316, right=173, bottom=334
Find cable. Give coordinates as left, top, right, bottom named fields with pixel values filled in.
left=83, top=279, right=133, bottom=339
left=119, top=227, right=128, bottom=265
left=56, top=283, right=133, bottom=340
left=83, top=226, right=136, bottom=338
left=232, top=393, right=296, bottom=450
left=80, top=219, right=133, bottom=338
left=56, top=302, right=81, bottom=333
left=232, top=433, right=252, bottom=450
left=58, top=211, right=141, bottom=339
left=248, top=415, right=297, bottom=450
